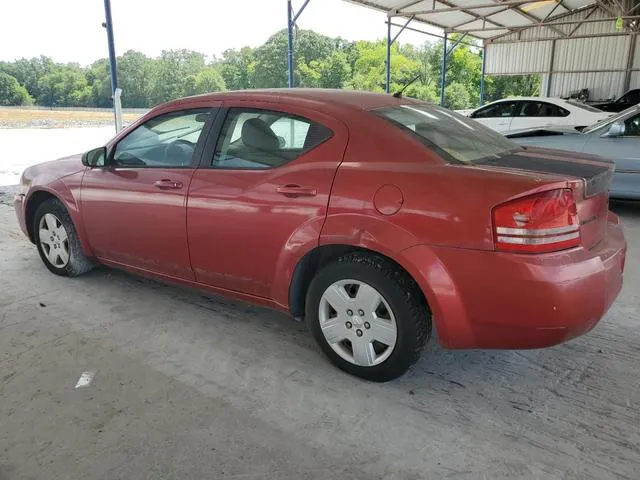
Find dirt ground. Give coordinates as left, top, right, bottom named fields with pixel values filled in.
left=0, top=202, right=639, bottom=480
left=0, top=108, right=142, bottom=129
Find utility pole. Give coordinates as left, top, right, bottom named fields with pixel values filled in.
left=103, top=0, right=121, bottom=131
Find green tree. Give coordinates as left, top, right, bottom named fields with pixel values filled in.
left=118, top=50, right=157, bottom=107
left=152, top=49, right=206, bottom=104
left=186, top=67, right=226, bottom=95
left=86, top=59, right=112, bottom=108
left=445, top=82, right=472, bottom=109
left=37, top=65, right=91, bottom=107
left=349, top=40, right=420, bottom=94
left=485, top=74, right=541, bottom=102
left=219, top=47, right=254, bottom=90
left=0, top=72, right=34, bottom=105
left=1, top=56, right=54, bottom=101
left=251, top=30, right=289, bottom=88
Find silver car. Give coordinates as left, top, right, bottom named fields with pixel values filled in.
left=505, top=105, right=640, bottom=200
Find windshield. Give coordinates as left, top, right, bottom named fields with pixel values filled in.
left=582, top=105, right=640, bottom=134
left=566, top=100, right=603, bottom=113
left=375, top=103, right=518, bottom=164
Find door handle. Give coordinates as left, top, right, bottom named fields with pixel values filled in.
left=153, top=179, right=183, bottom=190
left=276, top=184, right=318, bottom=197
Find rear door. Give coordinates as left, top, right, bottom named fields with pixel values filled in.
left=509, top=101, right=570, bottom=131
left=187, top=102, right=348, bottom=298
left=470, top=100, right=517, bottom=133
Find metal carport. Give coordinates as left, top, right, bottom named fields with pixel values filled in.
left=286, top=0, right=640, bottom=105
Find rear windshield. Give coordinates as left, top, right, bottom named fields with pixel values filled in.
left=566, top=100, right=603, bottom=113
left=375, top=103, right=518, bottom=164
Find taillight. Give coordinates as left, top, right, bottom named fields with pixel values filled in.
left=493, top=189, right=580, bottom=254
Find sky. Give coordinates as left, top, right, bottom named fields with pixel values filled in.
left=0, top=0, right=441, bottom=65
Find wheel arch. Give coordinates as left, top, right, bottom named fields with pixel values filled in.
left=288, top=244, right=429, bottom=320
left=24, top=184, right=93, bottom=257
left=25, top=190, right=60, bottom=243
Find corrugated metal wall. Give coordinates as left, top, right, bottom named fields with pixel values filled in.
left=485, top=42, right=552, bottom=74
left=485, top=7, right=639, bottom=100
left=553, top=37, right=630, bottom=72
left=541, top=72, right=626, bottom=100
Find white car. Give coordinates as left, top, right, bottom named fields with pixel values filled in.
left=467, top=97, right=612, bottom=134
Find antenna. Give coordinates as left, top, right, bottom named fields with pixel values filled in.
left=392, top=73, right=423, bottom=98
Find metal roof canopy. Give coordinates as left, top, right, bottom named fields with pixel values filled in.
left=347, top=1, right=640, bottom=42
left=338, top=1, right=640, bottom=102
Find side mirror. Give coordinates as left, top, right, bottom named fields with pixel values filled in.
left=604, top=121, right=625, bottom=137
left=82, top=146, right=107, bottom=167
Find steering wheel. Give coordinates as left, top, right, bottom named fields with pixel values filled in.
left=164, top=140, right=195, bottom=166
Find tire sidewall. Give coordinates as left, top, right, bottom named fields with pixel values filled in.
left=33, top=199, right=88, bottom=277
left=306, top=258, right=425, bottom=382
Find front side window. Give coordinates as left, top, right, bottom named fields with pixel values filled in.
left=624, top=112, right=640, bottom=136
left=113, top=109, right=211, bottom=167
left=212, top=108, right=332, bottom=169
left=622, top=90, right=640, bottom=105
left=376, top=103, right=518, bottom=164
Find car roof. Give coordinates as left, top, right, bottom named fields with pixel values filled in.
left=485, top=96, right=567, bottom=104
left=166, top=88, right=415, bottom=112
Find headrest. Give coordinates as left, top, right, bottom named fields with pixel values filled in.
left=242, top=118, right=279, bottom=151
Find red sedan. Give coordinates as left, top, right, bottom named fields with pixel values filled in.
left=14, top=89, right=626, bottom=381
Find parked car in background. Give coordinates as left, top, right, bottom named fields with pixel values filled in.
left=13, top=89, right=626, bottom=381
left=589, top=89, right=640, bottom=113
left=468, top=96, right=611, bottom=133
left=506, top=105, right=640, bottom=200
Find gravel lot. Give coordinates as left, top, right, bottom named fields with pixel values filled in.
left=0, top=200, right=639, bottom=480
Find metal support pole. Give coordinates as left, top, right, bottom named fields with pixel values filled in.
left=446, top=33, right=468, bottom=57
left=287, top=0, right=294, bottom=88
left=624, top=34, right=637, bottom=92
left=440, top=33, right=447, bottom=106
left=480, top=46, right=486, bottom=105
left=546, top=39, right=556, bottom=97
left=386, top=20, right=392, bottom=93
left=103, top=0, right=118, bottom=96
left=385, top=15, right=414, bottom=93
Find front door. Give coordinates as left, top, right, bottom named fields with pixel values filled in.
left=81, top=106, right=217, bottom=280
left=187, top=103, right=348, bottom=298
left=471, top=100, right=517, bottom=133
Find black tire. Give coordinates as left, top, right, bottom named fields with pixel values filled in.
left=306, top=252, right=431, bottom=382
left=33, top=198, right=94, bottom=277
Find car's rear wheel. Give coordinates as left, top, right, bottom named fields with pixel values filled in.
left=34, top=198, right=94, bottom=277
left=306, top=252, right=431, bottom=382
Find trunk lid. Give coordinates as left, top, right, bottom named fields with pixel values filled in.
left=476, top=147, right=614, bottom=250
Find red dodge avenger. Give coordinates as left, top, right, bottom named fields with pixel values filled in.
left=14, top=89, right=626, bottom=381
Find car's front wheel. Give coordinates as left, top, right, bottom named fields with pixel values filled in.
left=34, top=198, right=94, bottom=277
left=306, top=252, right=431, bottom=382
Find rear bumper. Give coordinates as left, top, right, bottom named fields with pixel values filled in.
left=400, top=213, right=626, bottom=349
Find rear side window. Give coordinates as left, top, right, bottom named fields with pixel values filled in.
left=211, top=108, right=332, bottom=169
left=376, top=103, right=518, bottom=164
left=518, top=101, right=569, bottom=117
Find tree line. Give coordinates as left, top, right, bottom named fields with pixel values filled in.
left=0, top=29, right=539, bottom=110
